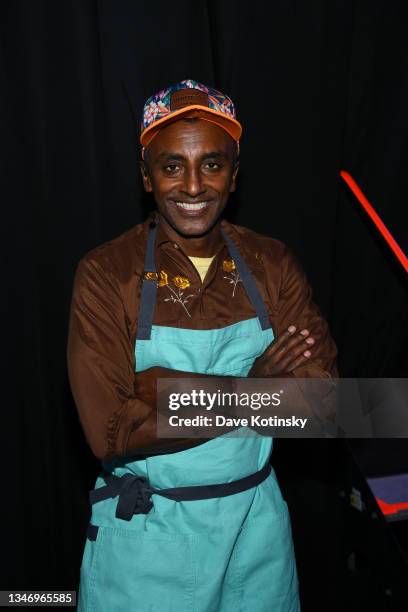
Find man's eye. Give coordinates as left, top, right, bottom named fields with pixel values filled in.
left=164, top=164, right=179, bottom=173
left=205, top=162, right=221, bottom=170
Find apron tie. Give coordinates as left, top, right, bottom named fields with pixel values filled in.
left=90, top=472, right=155, bottom=521
left=89, top=462, right=272, bottom=521
left=115, top=474, right=155, bottom=520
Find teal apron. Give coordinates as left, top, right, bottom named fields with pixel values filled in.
left=77, top=222, right=301, bottom=611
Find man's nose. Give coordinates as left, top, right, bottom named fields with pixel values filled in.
left=181, top=167, right=205, bottom=198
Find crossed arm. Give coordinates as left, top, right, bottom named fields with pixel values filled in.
left=67, top=248, right=338, bottom=461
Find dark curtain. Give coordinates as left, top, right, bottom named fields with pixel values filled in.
left=1, top=1, right=407, bottom=610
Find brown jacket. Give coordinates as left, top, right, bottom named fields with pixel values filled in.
left=67, top=214, right=338, bottom=461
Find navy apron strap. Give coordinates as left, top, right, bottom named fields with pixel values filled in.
left=220, top=228, right=271, bottom=331
left=89, top=461, right=272, bottom=521
left=158, top=460, right=272, bottom=502
left=136, top=222, right=158, bottom=340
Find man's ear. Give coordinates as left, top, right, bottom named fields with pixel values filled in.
left=140, top=160, right=153, bottom=192
left=230, top=159, right=240, bottom=193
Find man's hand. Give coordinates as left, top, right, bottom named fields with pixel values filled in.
left=248, top=325, right=315, bottom=377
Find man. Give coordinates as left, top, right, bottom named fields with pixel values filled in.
left=67, top=79, right=337, bottom=611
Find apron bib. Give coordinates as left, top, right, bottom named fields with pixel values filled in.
left=77, top=222, right=301, bottom=612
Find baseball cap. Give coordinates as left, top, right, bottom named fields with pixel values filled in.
left=140, top=79, right=242, bottom=155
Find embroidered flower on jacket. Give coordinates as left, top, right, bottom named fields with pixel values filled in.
left=156, top=271, right=194, bottom=317
left=222, top=258, right=236, bottom=272
left=158, top=270, right=168, bottom=287
left=144, top=271, right=158, bottom=281
left=222, top=259, right=242, bottom=297
left=173, top=276, right=190, bottom=290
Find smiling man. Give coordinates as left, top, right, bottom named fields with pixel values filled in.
left=67, top=79, right=338, bottom=612
left=141, top=117, right=239, bottom=247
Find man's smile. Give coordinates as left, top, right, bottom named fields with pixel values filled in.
left=173, top=200, right=212, bottom=215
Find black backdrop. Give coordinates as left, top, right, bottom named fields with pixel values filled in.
left=1, top=1, right=407, bottom=610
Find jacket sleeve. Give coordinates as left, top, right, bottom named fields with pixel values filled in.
left=66, top=256, right=154, bottom=460
left=67, top=256, right=210, bottom=460
left=271, top=244, right=338, bottom=378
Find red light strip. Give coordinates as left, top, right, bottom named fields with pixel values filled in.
left=340, top=170, right=408, bottom=274
left=375, top=496, right=408, bottom=516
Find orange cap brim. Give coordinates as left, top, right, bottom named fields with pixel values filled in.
left=140, top=105, right=242, bottom=148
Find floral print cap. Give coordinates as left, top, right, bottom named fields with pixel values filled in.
left=140, top=78, right=242, bottom=151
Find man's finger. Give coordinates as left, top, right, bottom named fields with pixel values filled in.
left=263, top=326, right=302, bottom=357
left=285, top=350, right=313, bottom=372
left=271, top=329, right=311, bottom=363
left=278, top=336, right=314, bottom=370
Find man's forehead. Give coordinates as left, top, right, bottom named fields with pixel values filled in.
left=156, top=119, right=230, bottom=141
left=155, top=149, right=229, bottom=161
left=147, top=121, right=234, bottom=158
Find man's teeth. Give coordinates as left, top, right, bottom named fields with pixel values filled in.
left=175, top=201, right=208, bottom=210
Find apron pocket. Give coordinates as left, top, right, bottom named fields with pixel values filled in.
left=81, top=525, right=195, bottom=612
left=234, top=504, right=300, bottom=612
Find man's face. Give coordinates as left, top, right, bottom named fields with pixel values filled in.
left=140, top=119, right=239, bottom=237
